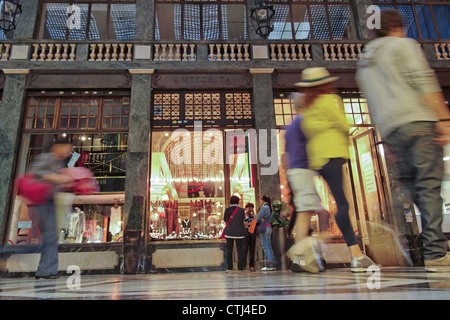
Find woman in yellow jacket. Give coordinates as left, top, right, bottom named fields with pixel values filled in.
left=296, top=68, right=376, bottom=273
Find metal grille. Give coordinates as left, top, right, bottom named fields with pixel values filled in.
left=152, top=91, right=253, bottom=127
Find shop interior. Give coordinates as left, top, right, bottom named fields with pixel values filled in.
left=149, top=129, right=256, bottom=241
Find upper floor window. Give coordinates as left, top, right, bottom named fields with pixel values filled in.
left=37, top=1, right=136, bottom=40
left=266, top=0, right=357, bottom=40
left=374, top=1, right=450, bottom=40
left=155, top=0, right=247, bottom=40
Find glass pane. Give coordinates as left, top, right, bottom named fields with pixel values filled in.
left=39, top=3, right=69, bottom=39
left=222, top=4, right=247, bottom=40
left=433, top=5, right=450, bottom=40
left=184, top=4, right=201, bottom=40
left=203, top=4, right=219, bottom=40
left=328, top=5, right=356, bottom=40
left=310, top=5, right=329, bottom=40
left=268, top=4, right=292, bottom=40
left=292, top=5, right=311, bottom=40
left=398, top=5, right=419, bottom=39
left=109, top=4, right=136, bottom=40
left=155, top=4, right=178, bottom=40
left=90, top=4, right=108, bottom=39
left=414, top=5, right=437, bottom=39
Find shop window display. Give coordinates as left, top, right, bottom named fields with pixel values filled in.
left=8, top=132, right=127, bottom=245
left=149, top=130, right=256, bottom=241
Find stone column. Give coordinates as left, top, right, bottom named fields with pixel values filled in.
left=124, top=69, right=153, bottom=228
left=0, top=69, right=29, bottom=243
left=250, top=68, right=281, bottom=202
left=13, top=0, right=40, bottom=40
left=135, top=0, right=155, bottom=41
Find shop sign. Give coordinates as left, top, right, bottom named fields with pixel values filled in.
left=152, top=73, right=252, bottom=89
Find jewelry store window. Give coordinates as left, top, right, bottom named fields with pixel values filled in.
left=7, top=91, right=129, bottom=246
left=149, top=90, right=256, bottom=241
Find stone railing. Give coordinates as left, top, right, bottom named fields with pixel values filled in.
left=208, top=43, right=250, bottom=61
left=31, top=43, right=76, bottom=61
left=0, top=40, right=446, bottom=64
left=153, top=43, right=196, bottom=61
left=0, top=43, right=10, bottom=61
left=433, top=43, right=450, bottom=60
left=89, top=43, right=133, bottom=61
left=269, top=43, right=312, bottom=61
left=323, top=43, right=364, bottom=61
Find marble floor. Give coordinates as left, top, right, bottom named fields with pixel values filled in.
left=0, top=267, right=450, bottom=301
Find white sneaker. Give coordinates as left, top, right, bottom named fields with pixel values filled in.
left=424, top=253, right=450, bottom=272
left=261, top=267, right=276, bottom=271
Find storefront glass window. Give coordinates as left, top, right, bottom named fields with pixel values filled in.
left=149, top=129, right=256, bottom=241
left=8, top=132, right=127, bottom=245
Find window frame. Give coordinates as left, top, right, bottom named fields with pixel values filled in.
left=154, top=0, right=248, bottom=41
left=266, top=0, right=357, bottom=41
left=38, top=0, right=137, bottom=40
left=372, top=0, right=449, bottom=40
left=24, top=91, right=131, bottom=133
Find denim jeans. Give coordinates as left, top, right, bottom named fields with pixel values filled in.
left=31, top=200, right=59, bottom=276
left=386, top=121, right=448, bottom=261
left=260, top=226, right=275, bottom=266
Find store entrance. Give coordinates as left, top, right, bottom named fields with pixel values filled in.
left=148, top=129, right=256, bottom=241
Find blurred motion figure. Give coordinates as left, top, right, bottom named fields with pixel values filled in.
left=356, top=9, right=450, bottom=272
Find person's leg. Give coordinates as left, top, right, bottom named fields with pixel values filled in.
left=226, top=237, right=234, bottom=270
left=319, top=159, right=358, bottom=249
left=387, top=122, right=448, bottom=261
left=249, top=234, right=256, bottom=270
left=242, top=233, right=250, bottom=269
left=34, top=201, right=59, bottom=277
left=236, top=238, right=245, bottom=270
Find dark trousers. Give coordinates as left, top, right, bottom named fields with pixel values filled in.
left=243, top=231, right=257, bottom=269
left=226, top=237, right=244, bottom=270
left=319, top=158, right=358, bottom=247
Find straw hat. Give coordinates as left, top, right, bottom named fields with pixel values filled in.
left=294, top=67, right=339, bottom=87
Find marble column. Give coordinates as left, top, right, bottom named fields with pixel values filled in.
left=124, top=69, right=153, bottom=229
left=0, top=69, right=29, bottom=243
left=250, top=68, right=281, bottom=202
left=135, top=0, right=155, bottom=41
left=13, top=0, right=40, bottom=40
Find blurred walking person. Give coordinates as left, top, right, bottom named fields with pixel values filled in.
left=356, top=9, right=450, bottom=272
left=290, top=67, right=377, bottom=273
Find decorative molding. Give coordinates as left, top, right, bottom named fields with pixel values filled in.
left=2, top=69, right=30, bottom=74
left=129, top=69, right=155, bottom=75
left=249, top=68, right=274, bottom=74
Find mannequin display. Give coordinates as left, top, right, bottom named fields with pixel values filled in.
left=67, top=207, right=85, bottom=243
left=84, top=220, right=96, bottom=242
left=110, top=204, right=122, bottom=236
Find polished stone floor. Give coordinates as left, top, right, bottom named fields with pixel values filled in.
left=0, top=267, right=449, bottom=300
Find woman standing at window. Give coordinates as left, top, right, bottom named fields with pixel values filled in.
left=256, top=195, right=276, bottom=271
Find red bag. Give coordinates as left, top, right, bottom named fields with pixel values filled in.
left=59, top=167, right=99, bottom=195
left=16, top=174, right=53, bottom=206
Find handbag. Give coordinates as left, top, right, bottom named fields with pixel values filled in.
left=221, top=207, right=239, bottom=239
left=16, top=174, right=53, bottom=206
left=248, top=219, right=257, bottom=234
left=255, top=221, right=267, bottom=234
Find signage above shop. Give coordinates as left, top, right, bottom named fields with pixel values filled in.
left=152, top=73, right=252, bottom=90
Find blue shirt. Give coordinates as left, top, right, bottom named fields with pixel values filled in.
left=285, top=115, right=308, bottom=169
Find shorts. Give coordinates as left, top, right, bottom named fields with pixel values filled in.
left=286, top=168, right=322, bottom=212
